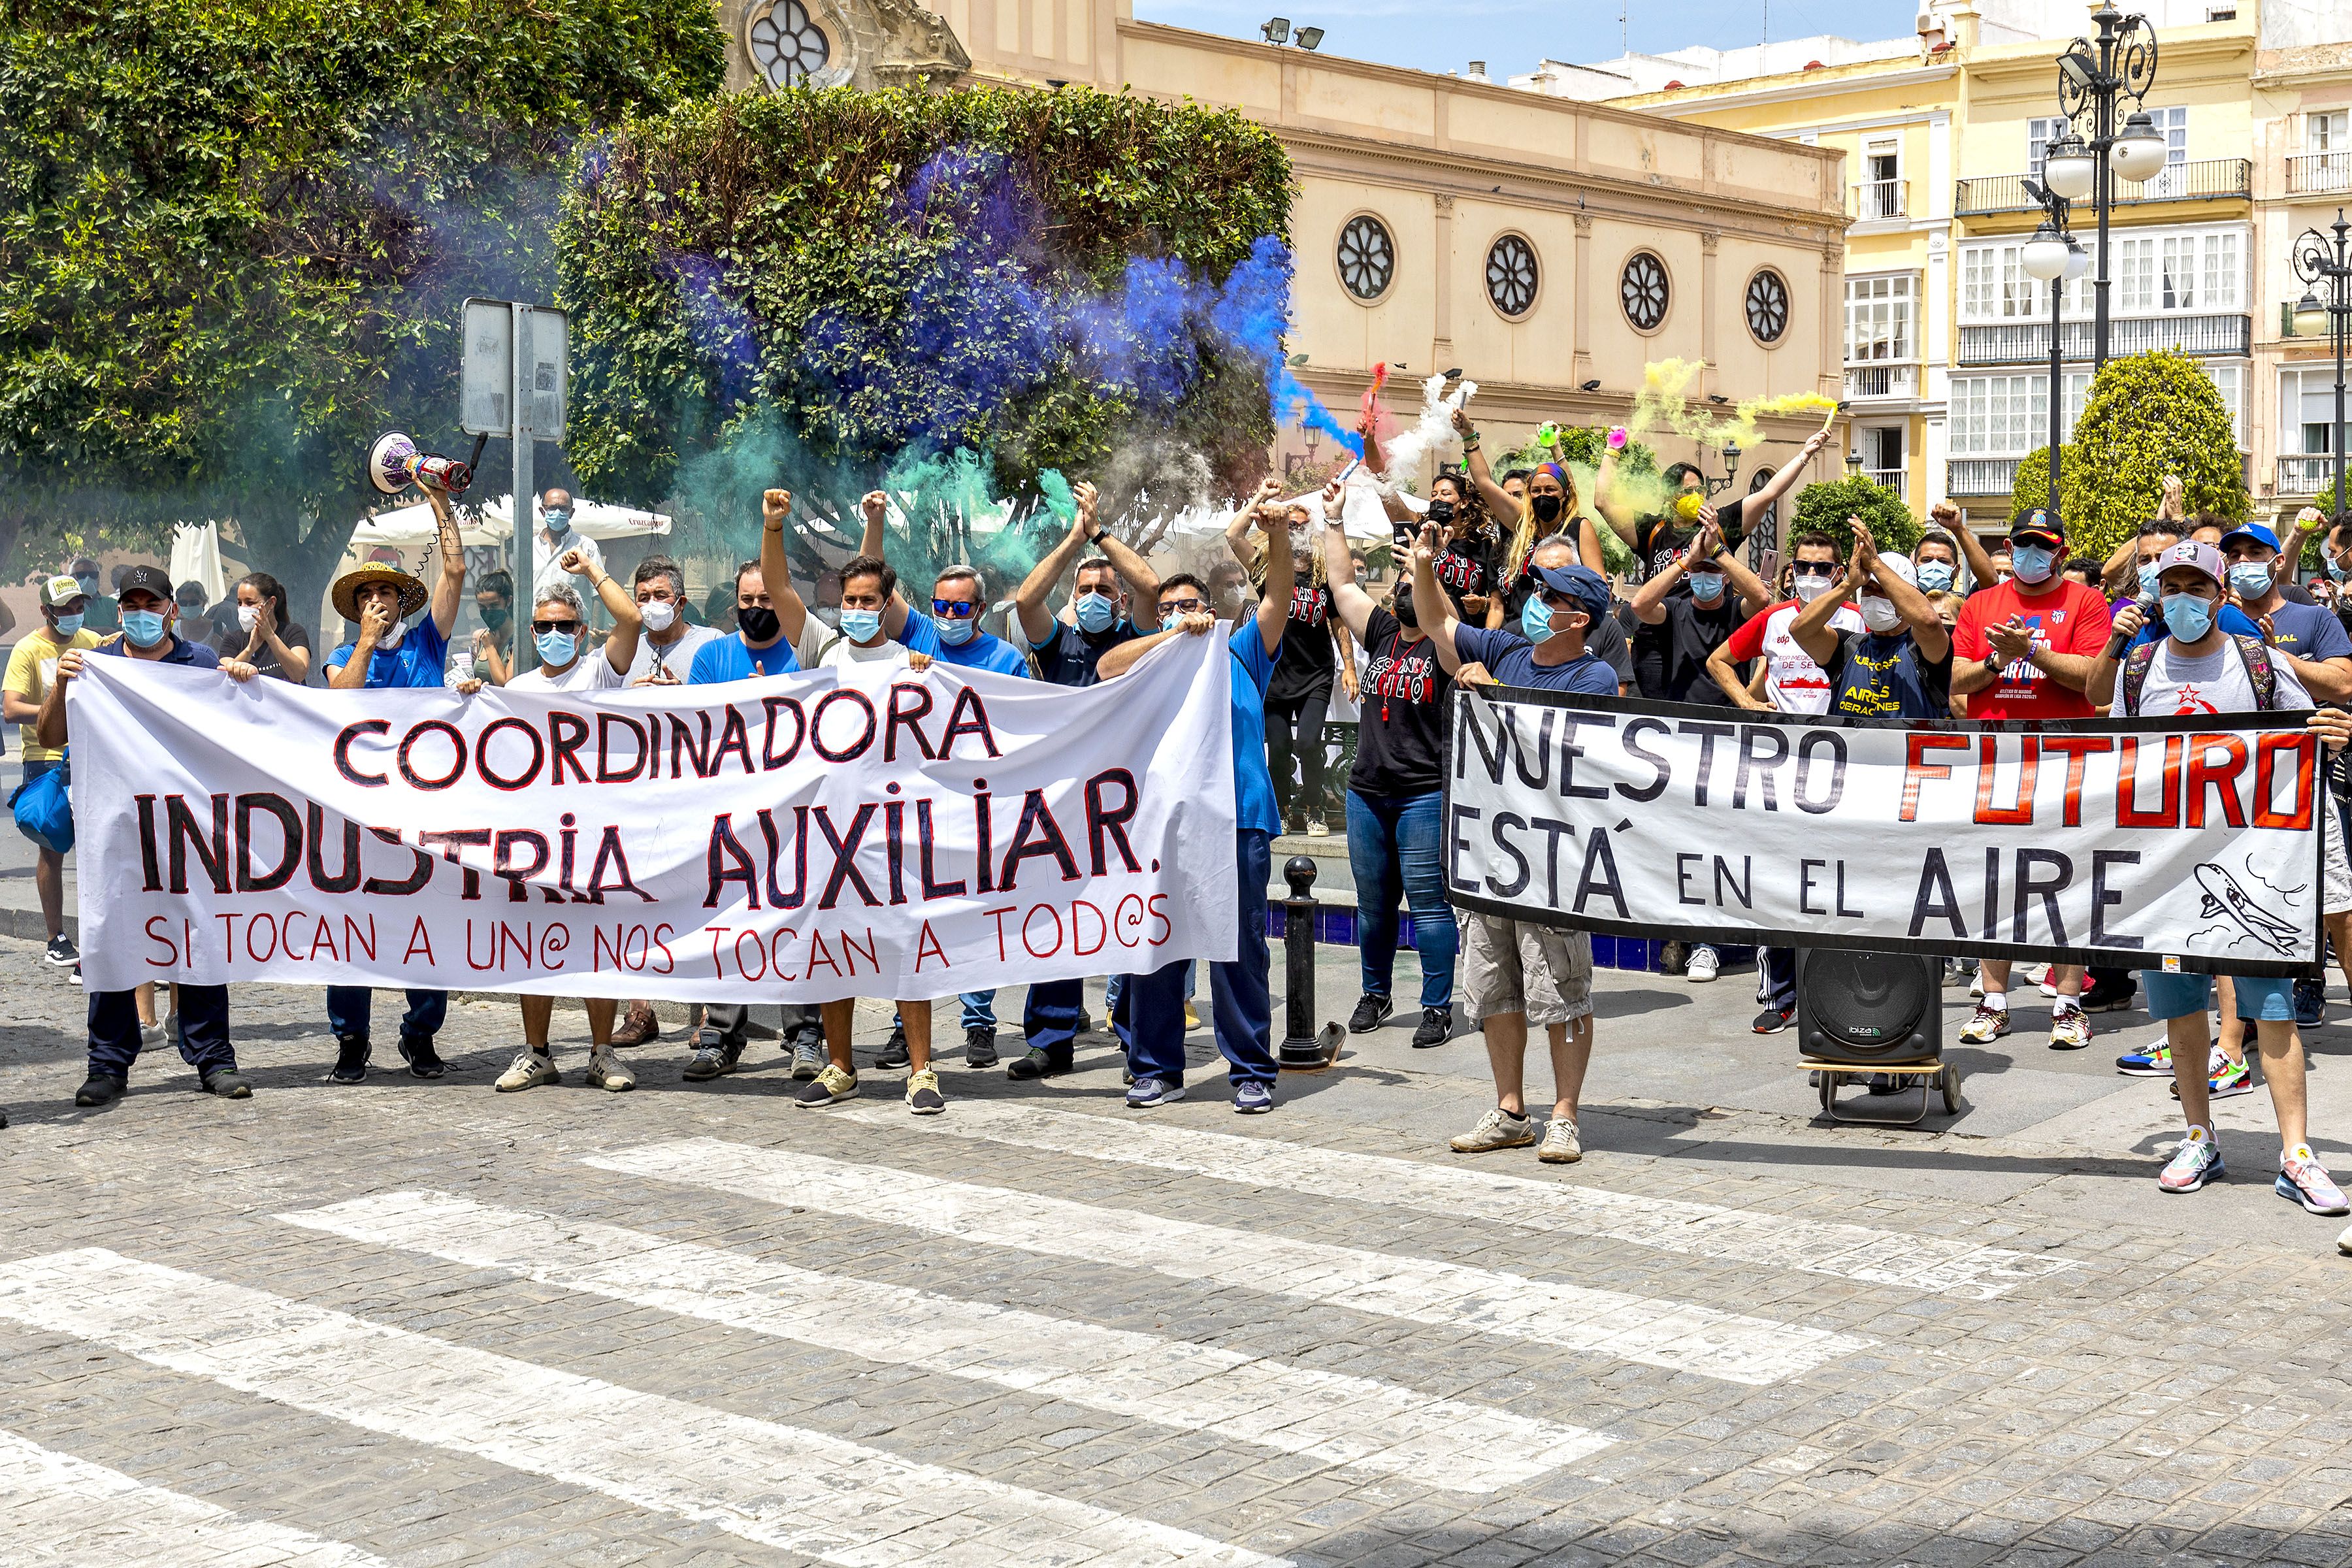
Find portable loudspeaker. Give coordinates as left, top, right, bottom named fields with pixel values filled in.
left=368, top=431, right=474, bottom=497
left=1794, top=949, right=1942, bottom=1065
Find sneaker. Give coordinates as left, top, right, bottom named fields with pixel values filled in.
left=1347, top=993, right=1394, bottom=1034
left=199, top=1066, right=250, bottom=1100
left=1233, top=1081, right=1273, bottom=1115
left=2159, top=1126, right=2225, bottom=1193
left=2171, top=1054, right=2255, bottom=1100
left=1183, top=1002, right=1201, bottom=1031
left=2115, top=1037, right=2173, bottom=1076
left=1410, top=1006, right=1454, bottom=1049
left=2295, top=975, right=2327, bottom=1028
left=1942, top=958, right=1973, bottom=989
left=2080, top=977, right=2138, bottom=1014
left=964, top=1026, right=999, bottom=1068
left=2339, top=1220, right=2352, bottom=1257
left=610, top=1001, right=662, bottom=1047
left=69, top=961, right=80, bottom=987
left=1686, top=945, right=1720, bottom=983
left=875, top=1023, right=911, bottom=1071
left=1305, top=815, right=1330, bottom=837
left=2048, top=1004, right=2092, bottom=1051
left=43, top=934, right=76, bottom=968
left=1968, top=970, right=1985, bottom=1000
left=585, top=1047, right=635, bottom=1092
left=789, top=1036, right=826, bottom=1080
left=2037, top=975, right=2059, bottom=999
left=906, top=1069, right=946, bottom=1115
left=397, top=1033, right=445, bottom=1079
left=794, top=1064, right=860, bottom=1108
left=2276, top=1145, right=2351, bottom=1215
left=681, top=1032, right=745, bottom=1081
left=74, top=1073, right=125, bottom=1107
left=1126, top=1076, right=1184, bottom=1108
left=1751, top=1006, right=1792, bottom=1035
left=1959, top=1004, right=2011, bottom=1043
left=1450, top=1106, right=1535, bottom=1154
left=1538, top=1117, right=1582, bottom=1164
left=494, top=1049, right=558, bottom=1092
left=139, top=1016, right=166, bottom=1049
left=1006, top=1048, right=1064, bottom=1081
left=329, top=1034, right=370, bottom=1083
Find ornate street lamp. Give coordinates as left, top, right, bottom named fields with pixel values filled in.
left=2054, top=3, right=2161, bottom=372
left=2023, top=179, right=2090, bottom=517
left=2293, top=209, right=2352, bottom=529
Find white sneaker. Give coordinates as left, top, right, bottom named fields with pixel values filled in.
left=1538, top=1117, right=1583, bottom=1164
left=585, top=1047, right=635, bottom=1092
left=1686, top=945, right=1720, bottom=983
left=1450, top=1106, right=1535, bottom=1154
left=495, top=1048, right=559, bottom=1092
left=1969, top=971, right=1985, bottom=999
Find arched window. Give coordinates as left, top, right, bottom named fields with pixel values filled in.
left=1746, top=269, right=1791, bottom=344
left=1337, top=216, right=1396, bottom=302
left=1485, top=234, right=1539, bottom=318
left=748, top=0, right=830, bottom=88
left=1621, top=251, right=1669, bottom=331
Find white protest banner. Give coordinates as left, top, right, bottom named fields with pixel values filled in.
left=68, top=632, right=1237, bottom=999
left=1445, top=689, right=2325, bottom=975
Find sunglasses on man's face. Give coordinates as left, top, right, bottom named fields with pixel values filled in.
left=931, top=599, right=978, bottom=617
left=532, top=619, right=579, bottom=634
left=1160, top=597, right=1207, bottom=617
left=1791, top=566, right=1835, bottom=580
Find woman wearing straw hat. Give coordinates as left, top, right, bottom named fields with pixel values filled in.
left=319, top=480, right=468, bottom=1085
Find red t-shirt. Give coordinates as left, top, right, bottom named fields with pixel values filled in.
left=1950, top=578, right=2113, bottom=720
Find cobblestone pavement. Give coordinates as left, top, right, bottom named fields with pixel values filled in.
left=6, top=937, right=2352, bottom=1568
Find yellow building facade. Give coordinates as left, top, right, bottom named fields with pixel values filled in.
left=711, top=0, right=1854, bottom=520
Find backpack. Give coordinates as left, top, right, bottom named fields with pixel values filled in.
left=2119, top=632, right=2281, bottom=716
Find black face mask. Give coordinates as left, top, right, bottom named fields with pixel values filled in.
left=1392, top=589, right=1418, bottom=629
left=480, top=604, right=510, bottom=629
left=1531, top=493, right=1563, bottom=524
left=736, top=604, right=779, bottom=642
left=1427, top=498, right=1456, bottom=525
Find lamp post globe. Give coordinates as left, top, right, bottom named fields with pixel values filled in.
left=2044, top=137, right=2097, bottom=203
left=2023, top=223, right=2072, bottom=282
left=2110, top=110, right=2168, bottom=182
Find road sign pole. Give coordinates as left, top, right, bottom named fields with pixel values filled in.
left=510, top=302, right=537, bottom=676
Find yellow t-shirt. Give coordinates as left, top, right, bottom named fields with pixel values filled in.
left=5, top=627, right=101, bottom=763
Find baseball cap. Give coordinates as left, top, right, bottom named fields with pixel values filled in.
left=114, top=564, right=174, bottom=602
left=2220, top=521, right=2281, bottom=553
left=1872, top=551, right=1918, bottom=587
left=37, top=574, right=84, bottom=609
left=1527, top=560, right=1612, bottom=618
left=2151, top=540, right=2223, bottom=587
left=2009, top=511, right=2065, bottom=548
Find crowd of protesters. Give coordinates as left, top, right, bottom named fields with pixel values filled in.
left=10, top=423, right=2352, bottom=1249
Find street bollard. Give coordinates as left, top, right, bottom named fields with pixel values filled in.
left=1277, top=855, right=1344, bottom=1071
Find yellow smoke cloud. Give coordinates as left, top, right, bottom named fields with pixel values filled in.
left=1627, top=357, right=1838, bottom=451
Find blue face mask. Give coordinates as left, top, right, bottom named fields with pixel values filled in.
left=2227, top=562, right=2273, bottom=600
left=2138, top=561, right=2163, bottom=598
left=1686, top=570, right=1725, bottom=601
left=122, top=609, right=167, bottom=647
left=839, top=606, right=883, bottom=643
left=543, top=508, right=572, bottom=534
left=1521, top=596, right=1556, bottom=641
left=1073, top=592, right=1117, bottom=634
left=52, top=612, right=84, bottom=638
left=2010, top=545, right=2056, bottom=585
left=1915, top=560, right=1955, bottom=595
left=535, top=629, right=578, bottom=666
left=2161, top=593, right=2213, bottom=642
left=933, top=612, right=975, bottom=646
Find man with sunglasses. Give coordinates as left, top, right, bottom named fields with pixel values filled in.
left=1012, top=482, right=1158, bottom=688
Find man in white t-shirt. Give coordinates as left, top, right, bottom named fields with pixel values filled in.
left=1706, top=531, right=1862, bottom=717
left=487, top=548, right=643, bottom=1093
left=623, top=554, right=721, bottom=687
left=531, top=489, right=604, bottom=628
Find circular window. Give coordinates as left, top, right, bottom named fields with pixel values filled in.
left=1620, top=251, right=1669, bottom=331
left=1485, top=234, right=1539, bottom=318
left=1337, top=216, right=1396, bottom=302
left=749, top=0, right=830, bottom=88
left=1745, top=269, right=1791, bottom=344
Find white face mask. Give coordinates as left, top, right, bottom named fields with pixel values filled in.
left=376, top=618, right=406, bottom=651
left=639, top=598, right=678, bottom=633
left=237, top=603, right=261, bottom=632
left=1859, top=595, right=1903, bottom=634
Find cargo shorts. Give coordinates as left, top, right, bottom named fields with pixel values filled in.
left=1460, top=914, right=1593, bottom=1028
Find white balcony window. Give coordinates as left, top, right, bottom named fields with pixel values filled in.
left=1844, top=273, right=1914, bottom=363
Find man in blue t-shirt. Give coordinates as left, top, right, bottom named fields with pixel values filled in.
left=1095, top=516, right=1292, bottom=1114
left=319, top=481, right=468, bottom=1084
left=2220, top=522, right=2352, bottom=697
left=1013, top=481, right=1160, bottom=688
left=41, top=564, right=259, bottom=1107
left=2118, top=518, right=2261, bottom=654
left=1411, top=529, right=1612, bottom=1165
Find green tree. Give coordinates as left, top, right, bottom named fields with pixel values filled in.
left=2009, top=445, right=2066, bottom=525
left=0, top=0, right=725, bottom=619
left=2008, top=350, right=2247, bottom=564
left=1789, top=474, right=1919, bottom=555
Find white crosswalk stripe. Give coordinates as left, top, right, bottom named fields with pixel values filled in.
left=0, top=1249, right=1285, bottom=1568
left=834, top=1102, right=2076, bottom=1299
left=585, top=1137, right=1870, bottom=1385
left=278, top=1189, right=1610, bottom=1492
left=0, top=1427, right=393, bottom=1567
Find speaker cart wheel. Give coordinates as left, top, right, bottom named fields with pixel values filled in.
left=1940, top=1062, right=1961, bottom=1115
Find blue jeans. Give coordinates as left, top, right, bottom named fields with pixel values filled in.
left=325, top=985, right=447, bottom=1044
left=1346, top=789, right=1457, bottom=1010
left=89, top=985, right=233, bottom=1081
left=1122, top=829, right=1277, bottom=1088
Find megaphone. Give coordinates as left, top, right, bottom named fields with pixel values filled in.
left=368, top=431, right=474, bottom=497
